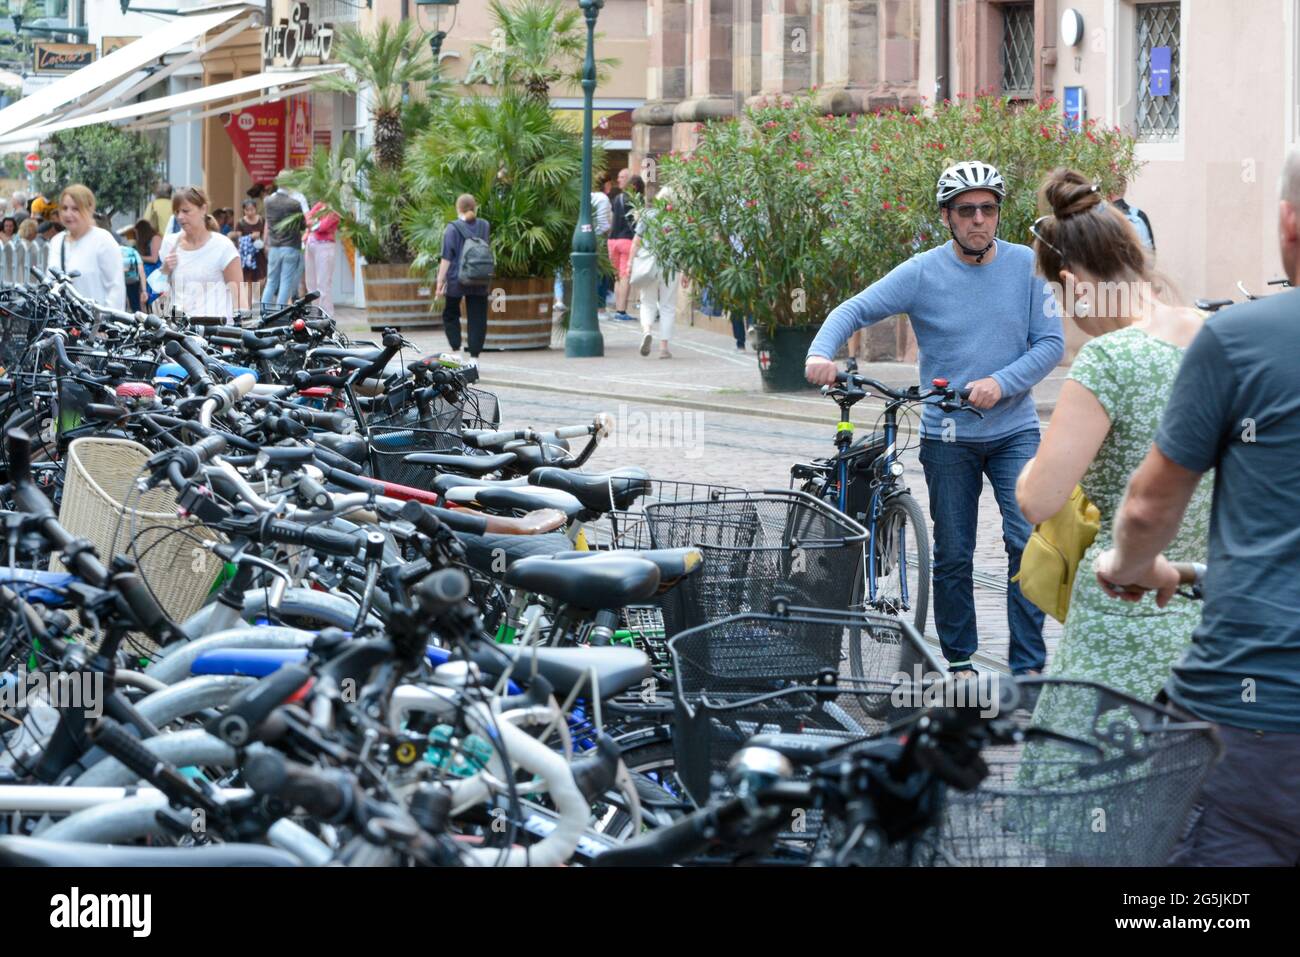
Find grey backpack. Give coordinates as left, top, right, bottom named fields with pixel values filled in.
left=453, top=220, right=494, bottom=284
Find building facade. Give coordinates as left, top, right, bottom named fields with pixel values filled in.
left=639, top=0, right=1299, bottom=358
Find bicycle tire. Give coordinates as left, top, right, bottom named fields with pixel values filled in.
left=850, top=493, right=929, bottom=679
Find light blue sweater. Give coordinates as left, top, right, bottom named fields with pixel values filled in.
left=808, top=239, right=1063, bottom=441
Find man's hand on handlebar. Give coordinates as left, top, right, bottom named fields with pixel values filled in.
left=805, top=356, right=838, bottom=387
left=963, top=377, right=1002, bottom=410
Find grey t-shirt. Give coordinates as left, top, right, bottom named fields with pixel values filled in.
left=1156, top=288, right=1300, bottom=731
left=264, top=191, right=302, bottom=248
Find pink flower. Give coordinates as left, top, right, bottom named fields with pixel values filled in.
left=665, top=203, right=674, bottom=211
left=763, top=120, right=778, bottom=129
left=882, top=201, right=892, bottom=210
left=882, top=166, right=890, bottom=173
left=795, top=161, right=809, bottom=170
left=788, top=131, right=802, bottom=142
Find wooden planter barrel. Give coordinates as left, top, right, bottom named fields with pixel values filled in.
left=363, top=263, right=441, bottom=331
left=482, top=276, right=553, bottom=350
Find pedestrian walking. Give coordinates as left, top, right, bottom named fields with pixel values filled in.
left=304, top=199, right=340, bottom=316
left=436, top=194, right=492, bottom=359
left=609, top=170, right=642, bottom=321
left=1092, top=147, right=1300, bottom=867
left=806, top=160, right=1064, bottom=677
left=261, top=171, right=307, bottom=308
left=46, top=185, right=126, bottom=310
left=145, top=181, right=172, bottom=235
left=1107, top=175, right=1155, bottom=252
left=134, top=218, right=163, bottom=308
left=592, top=171, right=614, bottom=312
left=155, top=185, right=242, bottom=321
left=1014, top=167, right=1210, bottom=707
left=235, top=198, right=267, bottom=304
left=629, top=185, right=678, bottom=359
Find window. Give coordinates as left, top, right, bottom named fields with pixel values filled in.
left=1000, top=3, right=1035, bottom=99
left=1136, top=2, right=1180, bottom=142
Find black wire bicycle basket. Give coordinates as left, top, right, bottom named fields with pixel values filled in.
left=669, top=606, right=939, bottom=807
left=0, top=300, right=48, bottom=373
left=368, top=426, right=473, bottom=487
left=646, top=489, right=867, bottom=637
left=931, top=678, right=1223, bottom=866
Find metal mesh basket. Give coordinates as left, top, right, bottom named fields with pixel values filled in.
left=65, top=347, right=160, bottom=382
left=647, top=490, right=867, bottom=637
left=368, top=426, right=468, bottom=486
left=669, top=607, right=935, bottom=806
left=579, top=480, right=747, bottom=551
left=462, top=387, right=500, bottom=430
left=368, top=399, right=463, bottom=433
left=931, top=678, right=1223, bottom=866
left=0, top=301, right=46, bottom=373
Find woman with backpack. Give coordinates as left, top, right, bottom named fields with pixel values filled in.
left=436, top=194, right=493, bottom=359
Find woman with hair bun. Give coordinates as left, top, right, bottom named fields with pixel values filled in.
left=1015, top=167, right=1213, bottom=700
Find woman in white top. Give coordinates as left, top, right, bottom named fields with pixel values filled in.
left=47, top=184, right=127, bottom=310
left=157, top=185, right=242, bottom=321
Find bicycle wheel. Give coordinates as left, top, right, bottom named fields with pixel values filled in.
left=850, top=493, right=929, bottom=676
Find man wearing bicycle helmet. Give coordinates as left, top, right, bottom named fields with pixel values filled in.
left=806, top=161, right=1064, bottom=677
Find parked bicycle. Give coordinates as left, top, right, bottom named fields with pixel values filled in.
left=790, top=359, right=981, bottom=647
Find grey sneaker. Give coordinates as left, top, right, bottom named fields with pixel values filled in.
left=640, top=332, right=652, bottom=356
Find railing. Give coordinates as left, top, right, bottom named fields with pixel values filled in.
left=0, top=240, right=49, bottom=286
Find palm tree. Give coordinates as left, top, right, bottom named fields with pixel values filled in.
left=403, top=90, right=601, bottom=280
left=320, top=20, right=444, bottom=262
left=474, top=0, right=619, bottom=104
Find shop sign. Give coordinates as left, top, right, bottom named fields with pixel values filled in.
left=264, top=2, right=335, bottom=68
left=34, top=43, right=95, bottom=73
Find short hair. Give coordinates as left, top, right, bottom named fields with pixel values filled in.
left=1282, top=148, right=1300, bottom=212
left=456, top=193, right=478, bottom=214
left=17, top=218, right=36, bottom=241
left=59, top=184, right=96, bottom=217
left=156, top=181, right=172, bottom=198
left=627, top=175, right=645, bottom=193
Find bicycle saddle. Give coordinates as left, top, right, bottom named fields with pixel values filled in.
left=470, top=644, right=652, bottom=700
left=505, top=554, right=660, bottom=609
left=528, top=466, right=651, bottom=513
left=446, top=485, right=584, bottom=521
left=405, top=451, right=517, bottom=476
left=554, top=547, right=702, bottom=592
left=309, top=345, right=384, bottom=364
left=430, top=472, right=529, bottom=494
left=455, top=530, right=574, bottom=575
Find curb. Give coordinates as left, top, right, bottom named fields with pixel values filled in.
left=479, top=376, right=1056, bottom=427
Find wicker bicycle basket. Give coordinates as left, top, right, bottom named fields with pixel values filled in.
left=50, top=438, right=224, bottom=654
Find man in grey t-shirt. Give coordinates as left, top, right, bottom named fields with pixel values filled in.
left=261, top=169, right=308, bottom=307
left=1096, top=149, right=1300, bottom=865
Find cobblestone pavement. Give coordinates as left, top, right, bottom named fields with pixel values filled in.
left=483, top=381, right=1063, bottom=674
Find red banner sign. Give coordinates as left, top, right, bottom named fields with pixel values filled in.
left=222, top=103, right=286, bottom=187
left=287, top=95, right=312, bottom=168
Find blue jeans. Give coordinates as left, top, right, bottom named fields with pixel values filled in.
left=262, top=247, right=304, bottom=307
left=918, top=428, right=1046, bottom=675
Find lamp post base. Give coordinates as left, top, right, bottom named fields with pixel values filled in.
left=564, top=249, right=604, bottom=357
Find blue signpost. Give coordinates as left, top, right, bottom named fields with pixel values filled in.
left=1063, top=86, right=1085, bottom=133
left=1150, top=46, right=1171, bottom=96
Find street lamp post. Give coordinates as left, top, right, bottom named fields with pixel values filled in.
left=565, top=0, right=604, bottom=358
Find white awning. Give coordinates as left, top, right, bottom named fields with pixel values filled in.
left=0, top=67, right=343, bottom=146
left=0, top=8, right=245, bottom=139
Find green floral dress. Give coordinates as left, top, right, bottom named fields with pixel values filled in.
left=994, top=327, right=1215, bottom=862
left=1043, top=326, right=1213, bottom=698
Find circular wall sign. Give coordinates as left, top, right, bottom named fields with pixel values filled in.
left=1060, top=8, right=1084, bottom=48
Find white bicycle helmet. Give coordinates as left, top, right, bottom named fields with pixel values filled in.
left=935, top=161, right=1006, bottom=207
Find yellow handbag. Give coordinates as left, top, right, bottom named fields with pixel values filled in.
left=1012, top=485, right=1101, bottom=623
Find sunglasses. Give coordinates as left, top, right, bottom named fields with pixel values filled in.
left=1029, top=215, right=1064, bottom=258
left=950, top=202, right=1000, bottom=219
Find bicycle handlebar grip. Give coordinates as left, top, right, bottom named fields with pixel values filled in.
left=209, top=665, right=314, bottom=748
left=164, top=340, right=211, bottom=390
left=242, top=748, right=352, bottom=822
left=288, top=408, right=354, bottom=434
left=297, top=474, right=331, bottom=510
left=467, top=428, right=527, bottom=449
left=6, top=427, right=34, bottom=486
left=83, top=403, right=126, bottom=422
left=401, top=499, right=486, bottom=536
left=265, top=519, right=362, bottom=558
left=89, top=720, right=173, bottom=789
left=552, top=422, right=596, bottom=440
left=111, top=569, right=172, bottom=644
left=414, top=568, right=471, bottom=613
left=589, top=806, right=715, bottom=867
left=190, top=433, right=229, bottom=468
left=309, top=444, right=365, bottom=475
left=207, top=373, right=257, bottom=415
